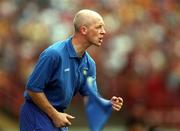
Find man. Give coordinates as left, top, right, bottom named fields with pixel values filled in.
left=20, top=9, right=123, bottom=131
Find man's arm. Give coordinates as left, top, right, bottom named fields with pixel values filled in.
left=83, top=95, right=123, bottom=111
left=28, top=90, right=75, bottom=128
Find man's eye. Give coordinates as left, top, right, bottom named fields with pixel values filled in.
left=96, top=26, right=102, bottom=29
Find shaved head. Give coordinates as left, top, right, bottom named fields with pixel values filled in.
left=73, top=9, right=104, bottom=32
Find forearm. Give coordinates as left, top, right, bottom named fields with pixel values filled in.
left=27, top=90, right=58, bottom=119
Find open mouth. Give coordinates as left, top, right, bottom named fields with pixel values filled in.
left=99, top=38, right=103, bottom=43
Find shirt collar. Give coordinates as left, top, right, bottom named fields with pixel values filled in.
left=66, top=36, right=78, bottom=58
left=66, top=36, right=87, bottom=59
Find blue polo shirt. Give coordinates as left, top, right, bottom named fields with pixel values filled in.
left=24, top=36, right=98, bottom=111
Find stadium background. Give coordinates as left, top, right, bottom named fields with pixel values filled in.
left=0, top=0, right=180, bottom=130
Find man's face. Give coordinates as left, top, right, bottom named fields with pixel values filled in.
left=86, top=17, right=106, bottom=47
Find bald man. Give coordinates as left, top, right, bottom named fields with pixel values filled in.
left=19, top=9, right=123, bottom=131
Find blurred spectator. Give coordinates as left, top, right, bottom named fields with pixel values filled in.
left=126, top=102, right=147, bottom=131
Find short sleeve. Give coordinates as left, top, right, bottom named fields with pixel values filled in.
left=26, top=51, right=58, bottom=92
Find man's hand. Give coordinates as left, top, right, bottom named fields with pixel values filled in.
left=52, top=112, right=75, bottom=128
left=110, top=96, right=123, bottom=111
left=27, top=91, right=75, bottom=128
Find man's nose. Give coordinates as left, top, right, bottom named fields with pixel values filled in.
left=101, top=28, right=106, bottom=34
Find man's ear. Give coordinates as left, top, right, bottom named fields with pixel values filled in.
left=80, top=26, right=87, bottom=35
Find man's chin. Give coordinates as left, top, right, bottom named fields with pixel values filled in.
left=90, top=42, right=102, bottom=47
left=95, top=42, right=102, bottom=47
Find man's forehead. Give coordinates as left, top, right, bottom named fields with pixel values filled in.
left=92, top=17, right=105, bottom=25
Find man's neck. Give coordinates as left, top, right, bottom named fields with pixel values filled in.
left=72, top=34, right=90, bottom=57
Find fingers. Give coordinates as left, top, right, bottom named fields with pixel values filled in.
left=112, top=102, right=122, bottom=111
left=63, top=114, right=75, bottom=127
left=64, top=120, right=71, bottom=127
left=111, top=96, right=123, bottom=111
left=66, top=114, right=75, bottom=120
left=111, top=96, right=123, bottom=103
left=112, top=105, right=120, bottom=111
left=54, top=113, right=75, bottom=128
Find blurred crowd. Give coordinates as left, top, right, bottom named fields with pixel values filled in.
left=0, top=0, right=180, bottom=129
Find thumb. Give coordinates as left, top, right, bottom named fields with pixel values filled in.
left=118, top=97, right=123, bottom=103
left=111, top=96, right=118, bottom=102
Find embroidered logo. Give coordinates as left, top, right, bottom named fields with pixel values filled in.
left=83, top=67, right=88, bottom=75
left=64, top=68, right=70, bottom=72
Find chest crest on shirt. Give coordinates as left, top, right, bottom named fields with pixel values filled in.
left=82, top=67, right=88, bottom=76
